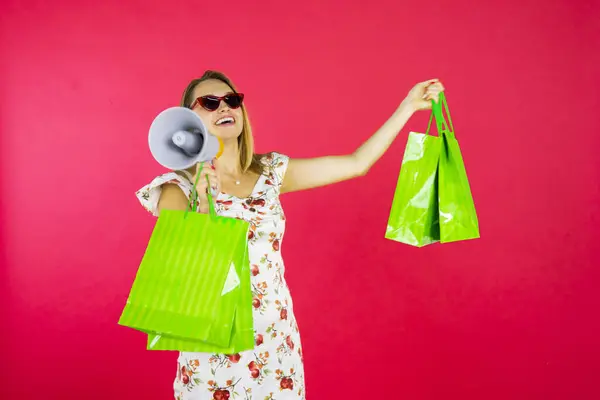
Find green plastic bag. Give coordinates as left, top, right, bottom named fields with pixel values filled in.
left=146, top=271, right=254, bottom=353
left=385, top=115, right=442, bottom=247
left=146, top=235, right=255, bottom=353
left=385, top=92, right=479, bottom=246
left=118, top=169, right=255, bottom=353
left=436, top=92, right=480, bottom=243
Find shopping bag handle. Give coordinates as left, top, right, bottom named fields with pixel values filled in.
left=185, top=162, right=218, bottom=219
left=425, top=91, right=454, bottom=135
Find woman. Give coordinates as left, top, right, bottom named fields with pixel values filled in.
left=136, top=70, right=444, bottom=399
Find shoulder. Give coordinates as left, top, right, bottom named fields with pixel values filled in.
left=258, top=151, right=290, bottom=187
left=258, top=151, right=290, bottom=169
left=139, top=170, right=194, bottom=192
left=135, top=170, right=194, bottom=216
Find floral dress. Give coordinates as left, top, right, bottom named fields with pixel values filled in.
left=136, top=152, right=306, bottom=400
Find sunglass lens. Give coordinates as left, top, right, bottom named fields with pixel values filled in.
left=224, top=94, right=243, bottom=109
left=200, top=96, right=220, bottom=111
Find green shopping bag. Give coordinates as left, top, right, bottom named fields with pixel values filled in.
left=118, top=169, right=254, bottom=352
left=385, top=92, right=479, bottom=246
left=436, top=92, right=480, bottom=243
left=385, top=111, right=442, bottom=247
left=146, top=211, right=255, bottom=353
left=145, top=252, right=255, bottom=353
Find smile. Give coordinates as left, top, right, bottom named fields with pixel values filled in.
left=216, top=117, right=235, bottom=125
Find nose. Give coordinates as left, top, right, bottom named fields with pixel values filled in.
left=217, top=99, right=230, bottom=113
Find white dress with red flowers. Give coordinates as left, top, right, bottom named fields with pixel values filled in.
left=135, top=152, right=306, bottom=400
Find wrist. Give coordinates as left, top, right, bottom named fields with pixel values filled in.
left=396, top=100, right=416, bottom=116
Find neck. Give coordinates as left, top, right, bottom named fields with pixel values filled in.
left=215, top=138, right=243, bottom=176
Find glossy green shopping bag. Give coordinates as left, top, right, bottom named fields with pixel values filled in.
left=385, top=92, right=479, bottom=246
left=385, top=112, right=442, bottom=247
left=436, top=92, right=480, bottom=243
left=118, top=171, right=254, bottom=351
left=145, top=253, right=255, bottom=353
left=146, top=214, right=255, bottom=353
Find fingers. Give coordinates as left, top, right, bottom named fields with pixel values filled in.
left=420, top=78, right=439, bottom=86
left=422, top=82, right=445, bottom=102
left=426, top=82, right=444, bottom=94
left=193, top=162, right=220, bottom=194
left=194, top=162, right=217, bottom=182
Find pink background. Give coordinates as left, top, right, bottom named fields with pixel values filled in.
left=2, top=0, right=599, bottom=398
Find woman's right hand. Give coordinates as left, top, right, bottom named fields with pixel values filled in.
left=191, top=161, right=220, bottom=213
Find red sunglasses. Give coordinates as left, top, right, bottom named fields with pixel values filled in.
left=189, top=93, right=245, bottom=111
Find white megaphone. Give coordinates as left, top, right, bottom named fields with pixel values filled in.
left=148, top=107, right=223, bottom=171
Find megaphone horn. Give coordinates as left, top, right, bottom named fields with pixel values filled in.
left=148, top=107, right=224, bottom=171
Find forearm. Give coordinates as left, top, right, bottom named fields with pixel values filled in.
left=352, top=101, right=415, bottom=174
left=280, top=80, right=441, bottom=193
left=282, top=102, right=416, bottom=194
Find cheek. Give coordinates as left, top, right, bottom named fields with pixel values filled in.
left=234, top=109, right=244, bottom=124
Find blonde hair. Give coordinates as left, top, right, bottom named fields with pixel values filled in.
left=180, top=70, right=264, bottom=174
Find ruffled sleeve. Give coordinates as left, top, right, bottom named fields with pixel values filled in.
left=261, top=152, right=290, bottom=192
left=135, top=170, right=194, bottom=216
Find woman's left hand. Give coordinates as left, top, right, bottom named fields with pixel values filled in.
left=401, top=79, right=445, bottom=113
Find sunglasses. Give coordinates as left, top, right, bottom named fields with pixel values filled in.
left=189, top=93, right=244, bottom=111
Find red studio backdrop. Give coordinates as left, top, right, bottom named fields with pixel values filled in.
left=1, top=0, right=599, bottom=399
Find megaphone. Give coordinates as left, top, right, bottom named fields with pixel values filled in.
left=148, top=107, right=224, bottom=170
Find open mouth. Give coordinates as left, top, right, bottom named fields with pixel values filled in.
left=215, top=116, right=235, bottom=126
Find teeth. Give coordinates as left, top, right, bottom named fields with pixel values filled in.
left=216, top=117, right=234, bottom=125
